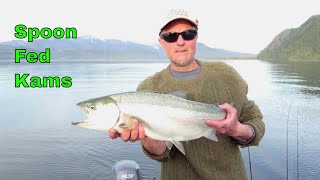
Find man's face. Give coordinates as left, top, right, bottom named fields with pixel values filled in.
left=159, top=20, right=198, bottom=68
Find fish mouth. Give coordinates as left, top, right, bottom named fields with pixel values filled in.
left=72, top=121, right=81, bottom=125
left=72, top=121, right=88, bottom=126
left=73, top=104, right=90, bottom=127
left=77, top=102, right=87, bottom=111
left=71, top=119, right=99, bottom=130
left=72, top=119, right=90, bottom=127
left=76, top=101, right=84, bottom=107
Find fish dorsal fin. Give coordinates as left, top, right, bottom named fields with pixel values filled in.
left=169, top=91, right=188, bottom=99
left=171, top=140, right=185, bottom=155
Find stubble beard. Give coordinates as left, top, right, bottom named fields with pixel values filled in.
left=171, top=57, right=194, bottom=67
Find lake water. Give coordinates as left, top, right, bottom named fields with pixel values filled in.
left=0, top=59, right=319, bottom=180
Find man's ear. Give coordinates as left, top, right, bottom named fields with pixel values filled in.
left=158, top=38, right=164, bottom=47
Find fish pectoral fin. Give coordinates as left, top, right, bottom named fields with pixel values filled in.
left=203, top=129, right=218, bottom=142
left=118, top=123, right=130, bottom=129
left=166, top=141, right=173, bottom=150
left=171, top=140, right=185, bottom=155
left=119, top=112, right=140, bottom=129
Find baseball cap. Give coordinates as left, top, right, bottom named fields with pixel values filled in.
left=159, top=9, right=199, bottom=34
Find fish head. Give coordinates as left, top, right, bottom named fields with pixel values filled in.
left=73, top=96, right=120, bottom=131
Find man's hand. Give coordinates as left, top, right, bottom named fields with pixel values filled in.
left=108, top=122, right=167, bottom=156
left=205, top=103, right=254, bottom=142
left=108, top=122, right=145, bottom=142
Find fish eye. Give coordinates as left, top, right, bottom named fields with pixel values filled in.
left=88, top=105, right=96, bottom=110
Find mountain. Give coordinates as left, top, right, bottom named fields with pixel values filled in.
left=258, top=15, right=320, bottom=61
left=0, top=45, right=15, bottom=60
left=0, top=36, right=255, bottom=60
left=196, top=43, right=255, bottom=59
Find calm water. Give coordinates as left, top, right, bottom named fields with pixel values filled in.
left=0, top=60, right=319, bottom=180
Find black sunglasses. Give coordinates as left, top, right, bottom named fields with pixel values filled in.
left=160, top=29, right=198, bottom=43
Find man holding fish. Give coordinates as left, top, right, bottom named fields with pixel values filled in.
left=108, top=9, right=265, bottom=180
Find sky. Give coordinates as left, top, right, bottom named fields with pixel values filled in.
left=1, top=0, right=319, bottom=54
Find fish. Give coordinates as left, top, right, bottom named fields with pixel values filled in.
left=72, top=91, right=226, bottom=155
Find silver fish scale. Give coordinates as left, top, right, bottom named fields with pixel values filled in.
left=109, top=92, right=225, bottom=115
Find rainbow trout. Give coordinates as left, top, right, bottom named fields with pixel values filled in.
left=72, top=91, right=226, bottom=154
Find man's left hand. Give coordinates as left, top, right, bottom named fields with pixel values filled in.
left=205, top=103, right=254, bottom=142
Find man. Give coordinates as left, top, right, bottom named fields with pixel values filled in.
left=109, top=9, right=265, bottom=180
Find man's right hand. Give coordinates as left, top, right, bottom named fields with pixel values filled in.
left=108, top=123, right=167, bottom=156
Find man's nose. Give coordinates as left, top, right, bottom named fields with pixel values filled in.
left=176, top=35, right=185, bottom=45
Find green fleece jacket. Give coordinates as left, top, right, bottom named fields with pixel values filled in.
left=136, top=61, right=265, bottom=180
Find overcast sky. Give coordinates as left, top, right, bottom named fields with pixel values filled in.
left=1, top=0, right=319, bottom=53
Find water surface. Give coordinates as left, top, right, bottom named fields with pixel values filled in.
left=0, top=59, right=319, bottom=180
